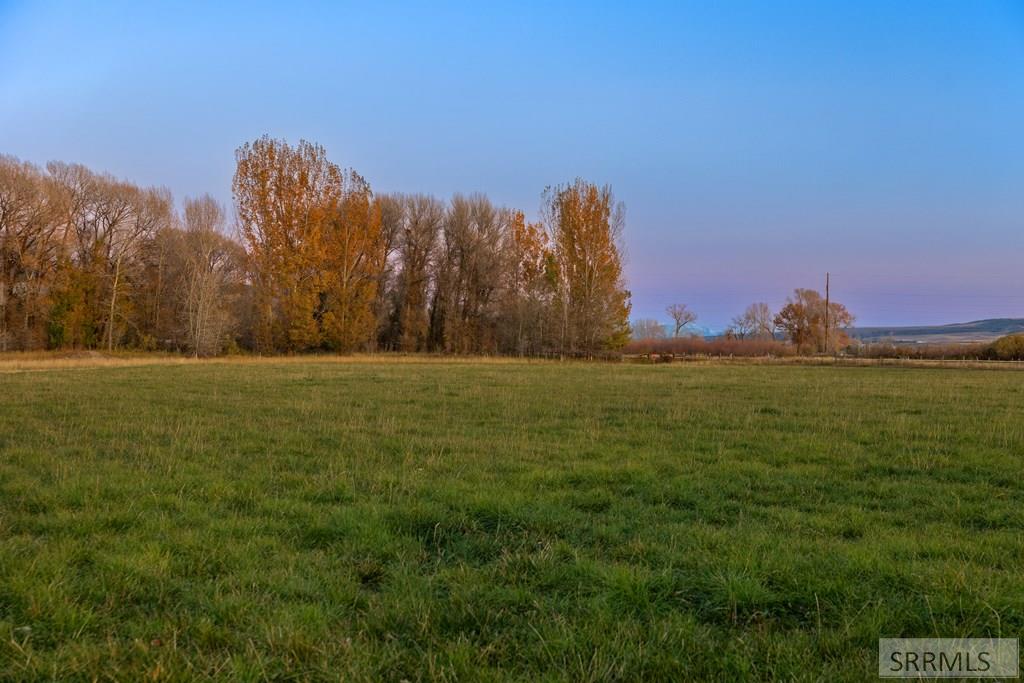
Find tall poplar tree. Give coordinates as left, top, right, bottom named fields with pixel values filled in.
left=320, top=170, right=384, bottom=352
left=544, top=179, right=631, bottom=356
left=233, top=136, right=340, bottom=352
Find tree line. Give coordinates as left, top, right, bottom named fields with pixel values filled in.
left=632, top=290, right=856, bottom=354
left=0, top=138, right=631, bottom=356
left=635, top=296, right=1022, bottom=361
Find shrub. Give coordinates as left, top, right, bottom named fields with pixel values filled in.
left=623, top=336, right=795, bottom=357
left=847, top=342, right=988, bottom=361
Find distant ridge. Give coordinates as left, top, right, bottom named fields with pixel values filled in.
left=850, top=318, right=1024, bottom=344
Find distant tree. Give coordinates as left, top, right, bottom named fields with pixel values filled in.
left=988, top=334, right=1024, bottom=361
left=774, top=288, right=853, bottom=353
left=666, top=303, right=697, bottom=337
left=544, top=179, right=631, bottom=355
left=728, top=302, right=775, bottom=340
left=631, top=318, right=666, bottom=340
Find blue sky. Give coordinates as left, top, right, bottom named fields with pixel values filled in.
left=2, top=0, right=1022, bottom=328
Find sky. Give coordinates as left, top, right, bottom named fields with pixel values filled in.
left=2, top=1, right=1022, bottom=329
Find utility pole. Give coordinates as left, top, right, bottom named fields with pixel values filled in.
left=824, top=272, right=830, bottom=354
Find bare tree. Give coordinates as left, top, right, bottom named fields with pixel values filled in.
left=181, top=195, right=244, bottom=356
left=728, top=302, right=775, bottom=340
left=372, top=194, right=404, bottom=349
left=430, top=194, right=510, bottom=353
left=666, top=303, right=697, bottom=337
left=392, top=194, right=443, bottom=351
left=46, top=163, right=173, bottom=349
left=105, top=186, right=172, bottom=350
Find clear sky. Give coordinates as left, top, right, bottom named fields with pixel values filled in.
left=2, top=0, right=1022, bottom=329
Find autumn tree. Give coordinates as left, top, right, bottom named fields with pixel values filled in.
left=544, top=179, right=631, bottom=356
left=989, top=334, right=1024, bottom=361
left=665, top=303, right=697, bottom=337
left=774, top=288, right=853, bottom=353
left=233, top=137, right=340, bottom=351
left=320, top=171, right=384, bottom=351
left=501, top=209, right=553, bottom=355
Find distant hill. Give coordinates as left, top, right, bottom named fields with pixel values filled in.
left=850, top=318, right=1024, bottom=344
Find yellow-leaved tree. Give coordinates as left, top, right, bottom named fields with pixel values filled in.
left=233, top=136, right=341, bottom=352
left=544, top=179, right=631, bottom=356
left=505, top=209, right=553, bottom=355
left=320, top=170, right=384, bottom=351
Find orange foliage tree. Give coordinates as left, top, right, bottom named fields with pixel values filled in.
left=233, top=137, right=334, bottom=351
left=320, top=170, right=384, bottom=351
left=234, top=136, right=387, bottom=353
left=774, top=288, right=854, bottom=353
left=504, top=209, right=553, bottom=355
left=544, top=179, right=631, bottom=355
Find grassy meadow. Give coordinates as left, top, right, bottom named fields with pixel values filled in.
left=1, top=359, right=1022, bottom=681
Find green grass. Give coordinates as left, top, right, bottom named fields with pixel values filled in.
left=1, top=360, right=1022, bottom=681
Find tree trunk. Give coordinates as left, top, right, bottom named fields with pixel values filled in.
left=107, top=252, right=122, bottom=351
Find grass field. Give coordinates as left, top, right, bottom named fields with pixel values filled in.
left=1, top=359, right=1022, bottom=681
